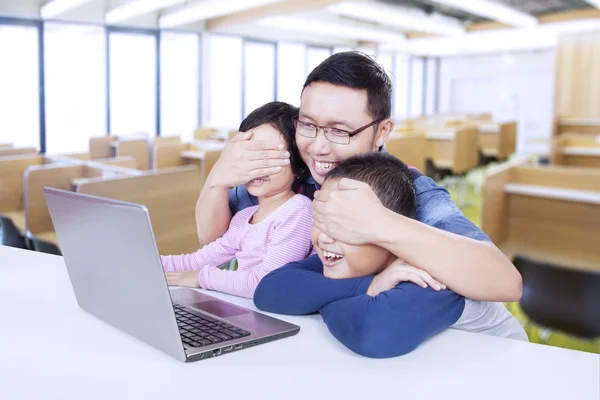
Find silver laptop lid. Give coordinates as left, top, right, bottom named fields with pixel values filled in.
left=44, top=188, right=186, bottom=362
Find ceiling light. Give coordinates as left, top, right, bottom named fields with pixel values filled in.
left=430, top=0, right=538, bottom=28
left=328, top=1, right=465, bottom=36
left=41, top=0, right=96, bottom=19
left=106, top=0, right=187, bottom=24
left=159, top=0, right=285, bottom=28
left=582, top=0, right=600, bottom=8
left=257, top=16, right=406, bottom=45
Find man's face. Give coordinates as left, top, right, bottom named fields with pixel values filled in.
left=311, top=179, right=394, bottom=279
left=297, top=82, right=393, bottom=186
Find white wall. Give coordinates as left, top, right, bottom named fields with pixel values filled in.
left=439, top=50, right=556, bottom=156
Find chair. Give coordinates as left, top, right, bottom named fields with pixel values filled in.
left=0, top=216, right=28, bottom=249
left=426, top=160, right=471, bottom=209
left=27, top=235, right=62, bottom=256
left=513, top=255, right=600, bottom=351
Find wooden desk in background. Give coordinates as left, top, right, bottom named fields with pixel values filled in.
left=551, top=134, right=600, bottom=169
left=554, top=116, right=600, bottom=137
left=482, top=164, right=600, bottom=272
left=476, top=122, right=517, bottom=160
left=424, top=127, right=479, bottom=174
left=386, top=132, right=427, bottom=173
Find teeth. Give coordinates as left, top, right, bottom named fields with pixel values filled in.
left=250, top=179, right=267, bottom=183
left=323, top=250, right=343, bottom=259
left=315, top=161, right=337, bottom=170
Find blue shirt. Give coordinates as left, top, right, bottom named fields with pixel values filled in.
left=253, top=254, right=465, bottom=358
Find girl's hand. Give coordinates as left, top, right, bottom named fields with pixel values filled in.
left=366, top=260, right=446, bottom=297
left=165, top=271, right=201, bottom=288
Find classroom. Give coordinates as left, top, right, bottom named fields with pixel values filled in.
left=1, top=1, right=599, bottom=399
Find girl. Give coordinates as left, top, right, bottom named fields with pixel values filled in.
left=161, top=102, right=313, bottom=298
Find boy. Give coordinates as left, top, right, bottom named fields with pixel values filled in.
left=254, top=153, right=527, bottom=358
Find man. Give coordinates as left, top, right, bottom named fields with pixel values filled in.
left=194, top=51, right=521, bottom=302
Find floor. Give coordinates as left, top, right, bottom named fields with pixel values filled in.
left=443, top=162, right=599, bottom=354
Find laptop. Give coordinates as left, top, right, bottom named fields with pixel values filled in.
left=43, top=188, right=300, bottom=362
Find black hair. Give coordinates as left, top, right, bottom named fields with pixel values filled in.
left=238, top=101, right=309, bottom=191
left=325, top=152, right=417, bottom=218
left=303, top=51, right=392, bottom=122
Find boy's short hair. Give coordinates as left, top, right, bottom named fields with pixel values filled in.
left=303, top=51, right=392, bottom=122
left=239, top=101, right=309, bottom=183
left=325, top=153, right=417, bottom=218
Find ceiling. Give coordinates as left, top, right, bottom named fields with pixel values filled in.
left=382, top=0, right=593, bottom=23
left=1, top=0, right=600, bottom=56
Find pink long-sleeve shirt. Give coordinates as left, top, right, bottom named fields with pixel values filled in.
left=161, top=194, right=313, bottom=299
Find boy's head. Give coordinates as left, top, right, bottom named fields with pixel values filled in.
left=311, top=153, right=417, bottom=279
left=239, top=101, right=309, bottom=197
left=297, top=51, right=395, bottom=186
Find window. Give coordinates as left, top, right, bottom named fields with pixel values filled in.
left=306, top=46, right=331, bottom=75
left=208, top=34, right=242, bottom=129
left=333, top=46, right=353, bottom=54
left=243, top=40, right=275, bottom=117
left=410, top=57, right=425, bottom=117
left=377, top=52, right=394, bottom=81
left=44, top=24, right=106, bottom=154
left=356, top=46, right=377, bottom=58
left=109, top=31, right=157, bottom=136
left=276, top=42, right=305, bottom=106
left=0, top=25, right=40, bottom=149
left=160, top=32, right=199, bottom=142
left=393, top=54, right=410, bottom=119
left=425, top=58, right=438, bottom=115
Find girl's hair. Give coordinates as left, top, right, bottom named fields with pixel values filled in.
left=239, top=101, right=310, bottom=190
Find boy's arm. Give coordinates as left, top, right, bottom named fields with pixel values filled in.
left=198, top=204, right=314, bottom=299
left=253, top=254, right=372, bottom=314
left=320, top=284, right=465, bottom=358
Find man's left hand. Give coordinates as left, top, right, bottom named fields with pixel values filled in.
left=312, top=178, right=387, bottom=245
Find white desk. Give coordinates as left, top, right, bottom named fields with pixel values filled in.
left=425, top=131, right=455, bottom=141
left=562, top=147, right=600, bottom=156
left=505, top=183, right=600, bottom=205
left=0, top=246, right=598, bottom=400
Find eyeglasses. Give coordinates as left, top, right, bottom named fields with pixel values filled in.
left=292, top=119, right=382, bottom=145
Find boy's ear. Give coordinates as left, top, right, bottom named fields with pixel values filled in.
left=374, top=119, right=395, bottom=148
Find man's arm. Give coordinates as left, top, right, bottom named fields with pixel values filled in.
left=320, top=284, right=465, bottom=358
left=312, top=178, right=522, bottom=303
left=253, top=255, right=372, bottom=314
left=376, top=175, right=521, bottom=302
left=195, top=175, right=233, bottom=246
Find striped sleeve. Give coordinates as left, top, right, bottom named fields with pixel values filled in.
left=198, top=197, right=314, bottom=299
left=160, top=212, right=247, bottom=272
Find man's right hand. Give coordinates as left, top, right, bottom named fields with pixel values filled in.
left=208, top=131, right=291, bottom=188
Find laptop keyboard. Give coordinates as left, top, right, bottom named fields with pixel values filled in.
left=173, top=303, right=251, bottom=348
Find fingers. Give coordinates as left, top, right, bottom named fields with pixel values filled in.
left=337, top=178, right=368, bottom=191
left=406, top=273, right=428, bottom=288
left=415, top=270, right=443, bottom=291
left=250, top=157, right=290, bottom=170
left=248, top=166, right=284, bottom=180
left=248, top=149, right=290, bottom=162
left=245, top=140, right=284, bottom=151
left=312, top=189, right=331, bottom=202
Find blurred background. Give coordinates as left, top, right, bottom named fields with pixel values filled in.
left=0, top=0, right=599, bottom=354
